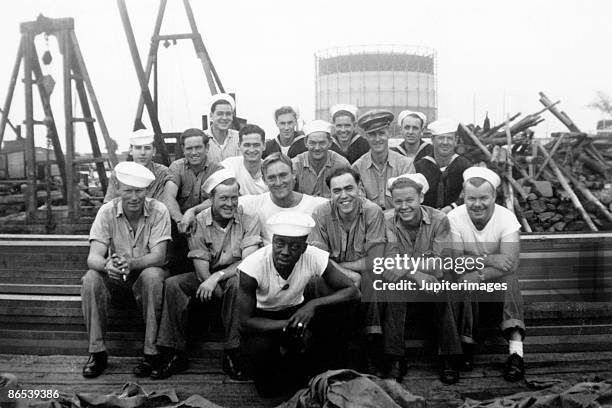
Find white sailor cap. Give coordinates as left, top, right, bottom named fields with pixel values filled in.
left=463, top=166, right=501, bottom=190
left=114, top=161, right=155, bottom=188
left=428, top=119, right=458, bottom=136
left=303, top=120, right=334, bottom=137
left=397, top=110, right=427, bottom=128
left=202, top=168, right=237, bottom=195
left=129, top=129, right=155, bottom=146
left=209, top=93, right=236, bottom=111
left=267, top=211, right=315, bottom=237
left=387, top=173, right=430, bottom=194
left=330, top=104, right=358, bottom=121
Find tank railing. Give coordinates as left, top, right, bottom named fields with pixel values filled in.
left=315, top=44, right=436, bottom=59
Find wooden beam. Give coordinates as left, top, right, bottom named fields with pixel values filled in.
left=23, top=33, right=37, bottom=221
left=0, top=37, right=23, bottom=148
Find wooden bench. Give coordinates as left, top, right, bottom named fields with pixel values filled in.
left=0, top=233, right=611, bottom=356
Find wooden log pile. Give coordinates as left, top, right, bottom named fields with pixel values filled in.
left=456, top=92, right=612, bottom=233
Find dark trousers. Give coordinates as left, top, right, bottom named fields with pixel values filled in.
left=455, top=274, right=526, bottom=344
left=156, top=272, right=240, bottom=351
left=243, top=278, right=356, bottom=397
left=168, top=220, right=193, bottom=276
left=383, top=290, right=463, bottom=357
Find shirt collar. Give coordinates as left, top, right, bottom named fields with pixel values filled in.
left=365, top=151, right=394, bottom=169
left=303, top=151, right=334, bottom=169
left=331, top=197, right=365, bottom=221
left=205, top=206, right=241, bottom=226
left=394, top=205, right=431, bottom=227
left=115, top=197, right=150, bottom=218
left=184, top=157, right=209, bottom=171
left=332, top=133, right=361, bottom=148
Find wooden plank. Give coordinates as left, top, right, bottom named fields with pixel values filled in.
left=0, top=283, right=81, bottom=295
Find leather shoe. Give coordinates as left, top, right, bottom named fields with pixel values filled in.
left=150, top=353, right=189, bottom=380
left=223, top=351, right=250, bottom=381
left=439, top=357, right=459, bottom=385
left=386, top=358, right=405, bottom=382
left=82, top=352, right=108, bottom=378
left=503, top=353, right=525, bottom=382
left=133, top=354, right=158, bottom=377
left=460, top=343, right=474, bottom=371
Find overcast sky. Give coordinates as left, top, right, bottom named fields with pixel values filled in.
left=1, top=0, right=610, bottom=152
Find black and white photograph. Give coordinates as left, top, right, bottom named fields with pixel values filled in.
left=0, top=1, right=611, bottom=407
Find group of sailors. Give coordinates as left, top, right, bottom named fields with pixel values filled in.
left=81, top=93, right=526, bottom=397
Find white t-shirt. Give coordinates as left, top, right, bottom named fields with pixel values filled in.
left=239, top=193, right=328, bottom=245
left=447, top=204, right=521, bottom=256
left=220, top=156, right=268, bottom=196
left=239, top=245, right=329, bottom=311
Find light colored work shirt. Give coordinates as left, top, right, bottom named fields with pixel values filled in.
left=168, top=158, right=221, bottom=213
left=292, top=151, right=350, bottom=198
left=206, top=129, right=241, bottom=163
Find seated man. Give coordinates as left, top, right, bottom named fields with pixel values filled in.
left=329, top=104, right=370, bottom=164
left=81, top=162, right=171, bottom=378
left=154, top=169, right=262, bottom=380
left=220, top=124, right=268, bottom=195
left=307, top=166, right=386, bottom=374
left=292, top=120, right=350, bottom=198
left=447, top=167, right=525, bottom=381
left=104, top=130, right=171, bottom=203
left=263, top=106, right=307, bottom=158
left=390, top=110, right=433, bottom=163
left=382, top=173, right=462, bottom=384
left=238, top=212, right=360, bottom=397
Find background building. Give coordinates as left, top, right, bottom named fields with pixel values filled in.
left=315, top=44, right=437, bottom=137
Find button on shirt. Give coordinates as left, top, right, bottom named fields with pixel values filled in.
left=384, top=205, right=452, bottom=260
left=238, top=245, right=329, bottom=311
left=104, top=162, right=171, bottom=203
left=309, top=197, right=386, bottom=263
left=168, top=158, right=222, bottom=213
left=89, top=197, right=172, bottom=262
left=206, top=129, right=241, bottom=163
left=352, top=150, right=414, bottom=210
left=292, top=151, right=350, bottom=198
left=187, top=205, right=262, bottom=271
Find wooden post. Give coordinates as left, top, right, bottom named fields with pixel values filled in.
left=459, top=123, right=492, bottom=161
left=561, top=166, right=612, bottom=224
left=62, top=30, right=79, bottom=220
left=23, top=33, right=38, bottom=221
left=534, top=133, right=565, bottom=180
left=0, top=37, right=23, bottom=147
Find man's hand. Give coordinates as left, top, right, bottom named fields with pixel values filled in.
left=105, top=257, right=128, bottom=281
left=382, top=268, right=407, bottom=283
left=484, top=254, right=513, bottom=273
left=196, top=274, right=220, bottom=302
left=285, top=302, right=317, bottom=337
left=180, top=208, right=197, bottom=234
left=461, top=271, right=481, bottom=284
left=413, top=271, right=440, bottom=293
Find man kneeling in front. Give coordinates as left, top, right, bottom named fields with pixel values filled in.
left=237, top=212, right=360, bottom=397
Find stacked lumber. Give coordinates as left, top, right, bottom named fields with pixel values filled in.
left=456, top=92, right=612, bottom=232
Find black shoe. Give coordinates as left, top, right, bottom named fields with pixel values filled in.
left=150, top=353, right=189, bottom=380
left=460, top=343, right=474, bottom=371
left=503, top=353, right=525, bottom=382
left=386, top=358, right=405, bottom=382
left=133, top=354, right=158, bottom=377
left=82, top=351, right=108, bottom=378
left=439, top=357, right=459, bottom=385
left=223, top=350, right=250, bottom=381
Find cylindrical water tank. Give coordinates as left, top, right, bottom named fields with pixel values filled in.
left=315, top=45, right=437, bottom=136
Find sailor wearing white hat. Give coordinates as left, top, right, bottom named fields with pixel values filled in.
left=82, top=161, right=172, bottom=379
left=155, top=167, right=261, bottom=381
left=292, top=120, right=350, bottom=198
left=447, top=165, right=525, bottom=382
left=103, top=131, right=171, bottom=203
left=329, top=104, right=370, bottom=164
left=391, top=110, right=433, bottom=163
left=383, top=170, right=463, bottom=384
left=206, top=93, right=240, bottom=163
left=237, top=210, right=360, bottom=397
left=414, top=119, right=472, bottom=213
left=264, top=106, right=308, bottom=159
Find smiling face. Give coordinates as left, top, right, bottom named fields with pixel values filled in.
left=306, top=131, right=331, bottom=161
left=272, top=234, right=307, bottom=273
left=391, top=186, right=423, bottom=224
left=401, top=116, right=423, bottom=147
left=210, top=102, right=233, bottom=132
left=239, top=133, right=264, bottom=163
left=276, top=113, right=296, bottom=140
left=333, top=114, right=355, bottom=143
left=117, top=180, right=147, bottom=214
left=464, top=180, right=496, bottom=225
left=432, top=132, right=456, bottom=158
left=365, top=128, right=389, bottom=154
left=182, top=135, right=207, bottom=167
left=329, top=172, right=359, bottom=217
left=263, top=160, right=294, bottom=201
left=211, top=181, right=239, bottom=220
